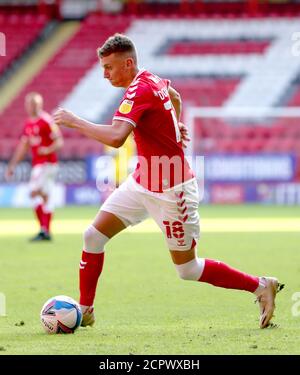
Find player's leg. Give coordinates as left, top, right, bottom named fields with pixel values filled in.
left=170, top=246, right=283, bottom=328
left=30, top=190, right=44, bottom=231
left=80, top=175, right=148, bottom=326
left=40, top=194, right=51, bottom=239
left=30, top=190, right=52, bottom=241
left=152, top=179, right=283, bottom=328
left=79, top=210, right=127, bottom=326
left=29, top=165, right=51, bottom=240
left=39, top=163, right=59, bottom=239
left=30, top=163, right=60, bottom=241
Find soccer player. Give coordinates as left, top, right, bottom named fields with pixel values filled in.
left=5, top=92, right=63, bottom=241
left=53, top=34, right=283, bottom=329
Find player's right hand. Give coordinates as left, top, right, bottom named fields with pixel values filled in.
left=53, top=108, right=77, bottom=128
left=178, top=122, right=191, bottom=148
left=4, top=165, right=14, bottom=181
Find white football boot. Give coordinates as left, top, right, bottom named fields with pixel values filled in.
left=80, top=306, right=95, bottom=327
left=255, top=277, right=284, bottom=329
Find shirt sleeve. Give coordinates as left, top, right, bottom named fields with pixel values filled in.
left=113, top=82, right=152, bottom=127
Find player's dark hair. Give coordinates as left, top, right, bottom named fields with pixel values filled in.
left=97, top=33, right=137, bottom=63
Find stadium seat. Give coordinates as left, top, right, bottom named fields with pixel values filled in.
left=0, top=14, right=131, bottom=160
left=0, top=139, right=19, bottom=160
left=0, top=13, right=47, bottom=75
left=1, top=14, right=300, bottom=162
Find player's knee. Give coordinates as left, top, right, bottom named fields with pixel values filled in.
left=175, top=257, right=205, bottom=281
left=83, top=225, right=109, bottom=254
left=30, top=190, right=39, bottom=198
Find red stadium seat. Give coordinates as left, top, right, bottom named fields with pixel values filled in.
left=0, top=138, right=19, bottom=160
left=0, top=13, right=47, bottom=75
left=0, top=14, right=130, bottom=159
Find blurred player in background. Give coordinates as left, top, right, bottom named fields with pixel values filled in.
left=54, top=34, right=283, bottom=329
left=5, top=92, right=63, bottom=241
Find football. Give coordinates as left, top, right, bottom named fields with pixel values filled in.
left=40, top=295, right=82, bottom=334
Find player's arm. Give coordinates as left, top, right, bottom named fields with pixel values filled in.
left=5, top=136, right=29, bottom=180
left=168, top=86, right=182, bottom=121
left=38, top=123, right=64, bottom=155
left=168, top=86, right=190, bottom=148
left=53, top=108, right=133, bottom=148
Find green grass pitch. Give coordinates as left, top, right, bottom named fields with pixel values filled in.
left=0, top=205, right=300, bottom=354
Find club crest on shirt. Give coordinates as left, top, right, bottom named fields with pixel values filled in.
left=119, top=99, right=134, bottom=114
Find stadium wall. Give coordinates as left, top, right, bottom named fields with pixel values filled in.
left=1, top=155, right=300, bottom=206
left=1, top=181, right=300, bottom=206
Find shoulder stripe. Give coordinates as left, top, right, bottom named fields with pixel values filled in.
left=130, top=78, right=140, bottom=86
left=126, top=92, right=136, bottom=99
left=128, top=85, right=138, bottom=93
left=113, top=116, right=136, bottom=127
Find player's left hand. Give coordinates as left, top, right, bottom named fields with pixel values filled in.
left=53, top=108, right=77, bottom=128
left=178, top=122, right=190, bottom=148
left=4, top=165, right=15, bottom=181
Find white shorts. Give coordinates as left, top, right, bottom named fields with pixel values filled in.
left=29, top=163, right=58, bottom=196
left=101, top=175, right=200, bottom=251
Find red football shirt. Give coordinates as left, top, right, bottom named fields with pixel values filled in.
left=113, top=69, right=194, bottom=192
left=22, top=111, right=58, bottom=166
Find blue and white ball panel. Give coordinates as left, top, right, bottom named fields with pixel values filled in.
left=54, top=300, right=82, bottom=330
left=40, top=295, right=82, bottom=334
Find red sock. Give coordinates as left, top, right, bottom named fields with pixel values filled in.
left=43, top=212, right=52, bottom=233
left=34, top=204, right=45, bottom=230
left=79, top=251, right=105, bottom=306
left=199, top=259, right=259, bottom=293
